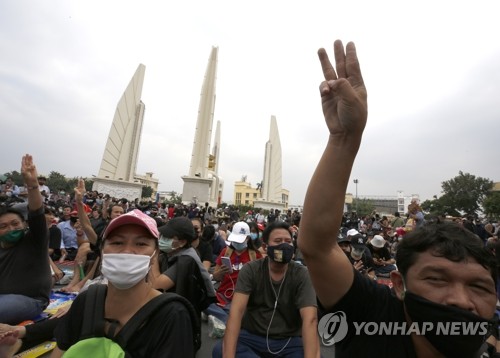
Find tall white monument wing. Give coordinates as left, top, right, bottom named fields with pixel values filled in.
left=98, top=64, right=146, bottom=182
left=262, top=115, right=282, bottom=202
left=188, top=46, right=218, bottom=178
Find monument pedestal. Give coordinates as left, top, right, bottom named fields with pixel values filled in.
left=92, top=177, right=143, bottom=201
left=181, top=176, right=215, bottom=206
left=253, top=200, right=286, bottom=212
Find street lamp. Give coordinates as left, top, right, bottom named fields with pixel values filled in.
left=353, top=179, right=359, bottom=212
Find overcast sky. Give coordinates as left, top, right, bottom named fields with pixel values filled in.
left=1, top=1, right=499, bottom=205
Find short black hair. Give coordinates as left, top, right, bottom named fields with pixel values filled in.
left=262, top=221, right=292, bottom=244
left=0, top=207, right=25, bottom=222
left=396, top=222, right=496, bottom=284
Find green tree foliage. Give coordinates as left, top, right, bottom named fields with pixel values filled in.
left=351, top=198, right=374, bottom=217
left=421, top=195, right=461, bottom=217
left=440, top=171, right=493, bottom=215
left=141, top=186, right=154, bottom=199
left=483, top=191, right=500, bottom=219
left=47, top=171, right=71, bottom=193
left=3, top=171, right=24, bottom=186
left=421, top=172, right=493, bottom=216
left=84, top=180, right=94, bottom=192
left=165, top=191, right=182, bottom=204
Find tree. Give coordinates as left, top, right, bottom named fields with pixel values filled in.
left=166, top=191, right=182, bottom=204
left=351, top=198, right=374, bottom=217
left=47, top=171, right=71, bottom=193
left=421, top=195, right=461, bottom=218
left=141, top=186, right=154, bottom=199
left=84, top=179, right=94, bottom=192
left=3, top=171, right=24, bottom=186
left=483, top=191, right=500, bottom=219
left=439, top=171, right=493, bottom=215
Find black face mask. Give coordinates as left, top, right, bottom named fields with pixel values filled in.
left=267, top=243, right=294, bottom=264
left=404, top=290, right=495, bottom=357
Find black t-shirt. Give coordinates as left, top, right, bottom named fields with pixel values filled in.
left=196, top=239, right=212, bottom=264
left=368, top=245, right=392, bottom=261
left=323, top=270, right=416, bottom=358
left=48, top=225, right=62, bottom=251
left=55, top=289, right=195, bottom=357
left=0, top=208, right=51, bottom=306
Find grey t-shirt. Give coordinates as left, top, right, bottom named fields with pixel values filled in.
left=236, top=257, right=317, bottom=338
left=164, top=247, right=216, bottom=296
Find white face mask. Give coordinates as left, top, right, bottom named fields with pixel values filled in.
left=101, top=252, right=154, bottom=290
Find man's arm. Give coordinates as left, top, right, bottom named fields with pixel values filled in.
left=21, top=155, right=43, bottom=212
left=222, top=292, right=249, bottom=357
left=300, top=306, right=320, bottom=358
left=298, top=40, right=368, bottom=310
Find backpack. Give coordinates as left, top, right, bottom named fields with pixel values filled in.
left=166, top=255, right=216, bottom=315
left=63, top=284, right=201, bottom=357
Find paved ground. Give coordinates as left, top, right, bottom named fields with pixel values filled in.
left=198, top=319, right=335, bottom=357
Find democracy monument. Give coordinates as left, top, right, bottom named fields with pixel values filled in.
left=92, top=47, right=288, bottom=205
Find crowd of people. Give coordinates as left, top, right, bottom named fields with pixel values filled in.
left=1, top=39, right=500, bottom=358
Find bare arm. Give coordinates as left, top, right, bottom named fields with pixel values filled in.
left=212, top=264, right=230, bottom=282
left=21, top=155, right=43, bottom=212
left=101, top=198, right=111, bottom=221
left=202, top=259, right=211, bottom=271
left=152, top=274, right=175, bottom=291
left=299, top=40, right=367, bottom=310
left=74, top=179, right=97, bottom=244
left=50, top=346, right=64, bottom=358
left=300, top=306, right=320, bottom=358
left=222, top=292, right=249, bottom=357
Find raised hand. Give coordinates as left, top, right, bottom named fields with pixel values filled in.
left=21, top=154, right=39, bottom=187
left=74, top=178, right=85, bottom=203
left=317, top=40, right=367, bottom=144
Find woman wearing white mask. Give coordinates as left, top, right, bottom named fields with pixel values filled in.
left=51, top=210, right=195, bottom=357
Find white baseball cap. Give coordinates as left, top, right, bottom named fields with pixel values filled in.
left=228, top=222, right=251, bottom=243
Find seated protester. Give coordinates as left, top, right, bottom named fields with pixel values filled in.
left=56, top=210, right=87, bottom=261
left=367, top=235, right=397, bottom=276
left=0, top=155, right=51, bottom=324
left=213, top=221, right=320, bottom=357
left=61, top=180, right=125, bottom=293
left=89, top=208, right=106, bottom=237
left=45, top=206, right=61, bottom=260
left=191, top=217, right=213, bottom=271
left=0, top=177, right=21, bottom=203
left=338, top=232, right=375, bottom=279
left=52, top=209, right=195, bottom=357
left=0, top=305, right=70, bottom=356
left=152, top=217, right=216, bottom=315
left=299, top=40, right=499, bottom=357
left=201, top=224, right=227, bottom=265
left=205, top=222, right=262, bottom=324
left=247, top=221, right=265, bottom=254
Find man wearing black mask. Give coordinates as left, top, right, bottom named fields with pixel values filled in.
left=299, top=39, right=499, bottom=357
left=214, top=221, right=320, bottom=357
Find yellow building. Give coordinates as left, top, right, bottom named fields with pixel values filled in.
left=133, top=172, right=159, bottom=198
left=234, top=180, right=261, bottom=206
left=234, top=178, right=289, bottom=209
